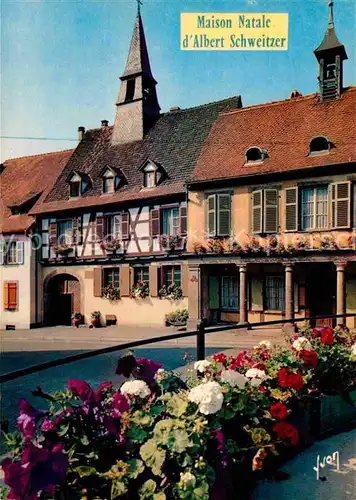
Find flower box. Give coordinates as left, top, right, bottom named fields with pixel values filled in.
left=307, top=390, right=356, bottom=437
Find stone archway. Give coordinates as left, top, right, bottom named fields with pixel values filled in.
left=44, top=273, right=81, bottom=326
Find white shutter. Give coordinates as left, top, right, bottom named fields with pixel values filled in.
left=264, top=189, right=278, bottom=233
left=330, top=181, right=351, bottom=229
left=16, top=241, right=24, bottom=264
left=0, top=239, right=5, bottom=265
left=252, top=190, right=263, bottom=234
left=285, top=187, right=299, bottom=232
left=217, top=194, right=231, bottom=236
left=207, top=195, right=216, bottom=237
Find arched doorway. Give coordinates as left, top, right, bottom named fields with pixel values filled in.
left=45, top=273, right=81, bottom=325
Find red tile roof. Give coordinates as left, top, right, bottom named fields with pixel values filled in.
left=0, top=149, right=73, bottom=233
left=192, top=87, right=356, bottom=183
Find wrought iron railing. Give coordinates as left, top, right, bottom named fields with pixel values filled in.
left=1, top=313, right=355, bottom=384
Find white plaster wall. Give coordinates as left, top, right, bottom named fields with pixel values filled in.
left=0, top=235, right=32, bottom=329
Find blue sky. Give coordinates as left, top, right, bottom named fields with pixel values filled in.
left=1, top=0, right=355, bottom=161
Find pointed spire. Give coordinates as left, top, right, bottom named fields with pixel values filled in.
left=314, top=0, right=347, bottom=60
left=121, top=11, right=155, bottom=81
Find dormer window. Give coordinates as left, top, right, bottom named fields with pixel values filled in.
left=309, top=137, right=330, bottom=155
left=245, top=147, right=267, bottom=163
left=68, top=172, right=89, bottom=197
left=143, top=164, right=156, bottom=188
left=100, top=167, right=124, bottom=194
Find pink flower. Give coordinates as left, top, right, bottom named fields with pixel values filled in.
left=16, top=400, right=42, bottom=439
left=68, top=379, right=96, bottom=404
left=136, top=357, right=163, bottom=382
left=112, top=392, right=129, bottom=414
left=95, top=381, right=113, bottom=401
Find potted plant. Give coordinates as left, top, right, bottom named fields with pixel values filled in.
left=165, top=308, right=189, bottom=326
left=131, top=280, right=149, bottom=299
left=101, top=238, right=121, bottom=254
left=192, top=241, right=207, bottom=254
left=102, top=285, right=120, bottom=301
left=71, top=312, right=82, bottom=328
left=207, top=238, right=225, bottom=254
left=229, top=240, right=245, bottom=255
left=246, top=236, right=264, bottom=254
left=90, top=311, right=101, bottom=328
left=53, top=243, right=73, bottom=257
left=158, top=283, right=183, bottom=300
left=160, top=235, right=184, bottom=252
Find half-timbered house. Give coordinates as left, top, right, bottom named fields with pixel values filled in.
left=31, top=12, right=241, bottom=326
left=186, top=2, right=356, bottom=330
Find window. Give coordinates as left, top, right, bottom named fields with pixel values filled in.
left=103, top=268, right=120, bottom=290
left=0, top=241, right=24, bottom=265
left=301, top=186, right=328, bottom=230
left=251, top=189, right=279, bottom=234
left=57, top=220, right=73, bottom=245
left=125, top=78, right=136, bottom=101
left=108, top=214, right=121, bottom=239
left=221, top=276, right=239, bottom=311
left=70, top=181, right=80, bottom=197
left=207, top=193, right=231, bottom=237
left=4, top=282, right=18, bottom=310
left=134, top=266, right=149, bottom=284
left=245, top=147, right=267, bottom=163
left=265, top=276, right=285, bottom=311
left=162, top=266, right=181, bottom=287
left=143, top=164, right=156, bottom=188
left=103, top=176, right=115, bottom=194
left=162, top=207, right=179, bottom=235
left=309, top=137, right=329, bottom=155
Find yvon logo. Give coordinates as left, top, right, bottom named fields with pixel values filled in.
left=313, top=451, right=340, bottom=480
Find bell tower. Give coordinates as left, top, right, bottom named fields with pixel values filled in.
left=111, top=8, right=160, bottom=145
left=314, top=1, right=348, bottom=101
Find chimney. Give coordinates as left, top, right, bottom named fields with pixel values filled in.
left=78, top=126, right=85, bottom=141
left=101, top=120, right=109, bottom=128
left=169, top=106, right=181, bottom=112
left=289, top=89, right=302, bottom=99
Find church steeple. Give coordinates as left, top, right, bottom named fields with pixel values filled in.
left=111, top=10, right=160, bottom=145
left=314, top=1, right=348, bottom=101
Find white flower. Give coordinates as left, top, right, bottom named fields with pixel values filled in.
left=293, top=336, right=312, bottom=352
left=258, top=340, right=272, bottom=350
left=188, top=381, right=223, bottom=415
left=245, top=368, right=268, bottom=387
left=194, top=360, right=211, bottom=373
left=351, top=344, right=356, bottom=357
left=120, top=380, right=150, bottom=399
left=220, top=369, right=247, bottom=389
left=179, top=472, right=196, bottom=489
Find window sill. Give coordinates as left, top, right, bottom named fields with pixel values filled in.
left=264, top=310, right=284, bottom=314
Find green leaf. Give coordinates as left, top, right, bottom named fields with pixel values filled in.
left=57, top=423, right=70, bottom=437
left=140, top=439, right=166, bottom=477
left=153, top=493, right=166, bottom=500
left=126, top=426, right=148, bottom=443
left=166, top=394, right=188, bottom=417
left=192, top=482, right=209, bottom=500
left=139, top=479, right=156, bottom=499
left=111, top=480, right=127, bottom=499
left=127, top=459, right=145, bottom=479
left=168, top=429, right=192, bottom=454
left=80, top=435, right=90, bottom=446
left=153, top=419, right=174, bottom=446
left=73, top=465, right=97, bottom=478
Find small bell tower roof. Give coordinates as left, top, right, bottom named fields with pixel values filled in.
left=314, top=1, right=347, bottom=61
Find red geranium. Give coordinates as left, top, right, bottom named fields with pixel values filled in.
left=212, top=353, right=228, bottom=366
left=320, top=327, right=334, bottom=345
left=270, top=402, right=288, bottom=421
left=273, top=421, right=299, bottom=445
left=230, top=350, right=254, bottom=370
left=278, top=368, right=304, bottom=390
left=312, top=328, right=322, bottom=338
left=252, top=362, right=267, bottom=372
left=299, top=349, right=318, bottom=368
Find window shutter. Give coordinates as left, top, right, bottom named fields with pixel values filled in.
left=217, top=194, right=231, bottom=236
left=72, top=218, right=79, bottom=245
left=150, top=208, right=160, bottom=237
left=285, top=187, right=299, bottom=232
left=264, top=189, right=278, bottom=233
left=179, top=206, right=187, bottom=236
left=93, top=267, right=102, bottom=297
left=181, top=263, right=189, bottom=297
left=0, top=239, right=5, bottom=265
left=252, top=190, right=263, bottom=233
left=6, top=282, right=18, bottom=309
left=330, top=181, right=351, bottom=229
left=121, top=212, right=130, bottom=240
left=16, top=242, right=24, bottom=264
left=149, top=264, right=159, bottom=297
left=49, top=223, right=57, bottom=245
left=207, top=195, right=216, bottom=237
left=120, top=265, right=131, bottom=296
left=251, top=279, right=263, bottom=311
left=96, top=216, right=104, bottom=241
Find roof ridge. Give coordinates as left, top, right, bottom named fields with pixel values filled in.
left=3, top=148, right=74, bottom=164
left=161, top=95, right=241, bottom=115
left=220, top=86, right=356, bottom=117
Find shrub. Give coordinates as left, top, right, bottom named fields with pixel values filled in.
left=165, top=308, right=189, bottom=326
